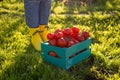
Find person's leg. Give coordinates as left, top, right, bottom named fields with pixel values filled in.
left=24, top=0, right=40, bottom=28
left=38, top=0, right=52, bottom=41
left=24, top=0, right=43, bottom=51
left=39, top=0, right=52, bottom=25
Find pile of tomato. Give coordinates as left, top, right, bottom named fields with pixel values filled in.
left=47, top=26, right=90, bottom=48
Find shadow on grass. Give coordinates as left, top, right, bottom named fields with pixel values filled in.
left=67, top=54, right=102, bottom=80
left=0, top=44, right=50, bottom=80
left=0, top=40, right=98, bottom=80
left=0, top=43, right=75, bottom=80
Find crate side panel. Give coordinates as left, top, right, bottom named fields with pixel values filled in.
left=42, top=53, right=66, bottom=69
left=66, top=38, right=91, bottom=57
left=41, top=43, right=67, bottom=58
left=68, top=48, right=91, bottom=66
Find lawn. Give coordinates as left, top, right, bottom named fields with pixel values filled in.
left=0, top=0, right=120, bottom=80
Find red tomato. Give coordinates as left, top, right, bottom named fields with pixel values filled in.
left=57, top=38, right=67, bottom=47
left=49, top=39, right=57, bottom=46
left=54, top=29, right=63, bottom=33
left=74, top=39, right=79, bottom=44
left=63, top=28, right=72, bottom=36
left=67, top=41, right=75, bottom=47
left=71, top=26, right=80, bottom=33
left=71, top=32, right=78, bottom=39
left=64, top=36, right=71, bottom=42
left=47, top=33, right=54, bottom=40
left=54, top=32, right=63, bottom=39
left=49, top=51, right=57, bottom=57
left=82, top=31, right=90, bottom=39
left=75, top=34, right=85, bottom=42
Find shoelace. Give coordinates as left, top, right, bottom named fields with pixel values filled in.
left=32, top=26, right=49, bottom=41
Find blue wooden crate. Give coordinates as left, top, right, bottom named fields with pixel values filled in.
left=41, top=38, right=92, bottom=70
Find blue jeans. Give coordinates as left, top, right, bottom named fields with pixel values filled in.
left=24, top=0, right=52, bottom=28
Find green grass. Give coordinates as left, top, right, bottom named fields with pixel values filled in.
left=0, top=0, right=120, bottom=80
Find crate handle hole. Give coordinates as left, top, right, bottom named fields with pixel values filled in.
left=69, top=48, right=87, bottom=59
left=48, top=51, right=61, bottom=58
